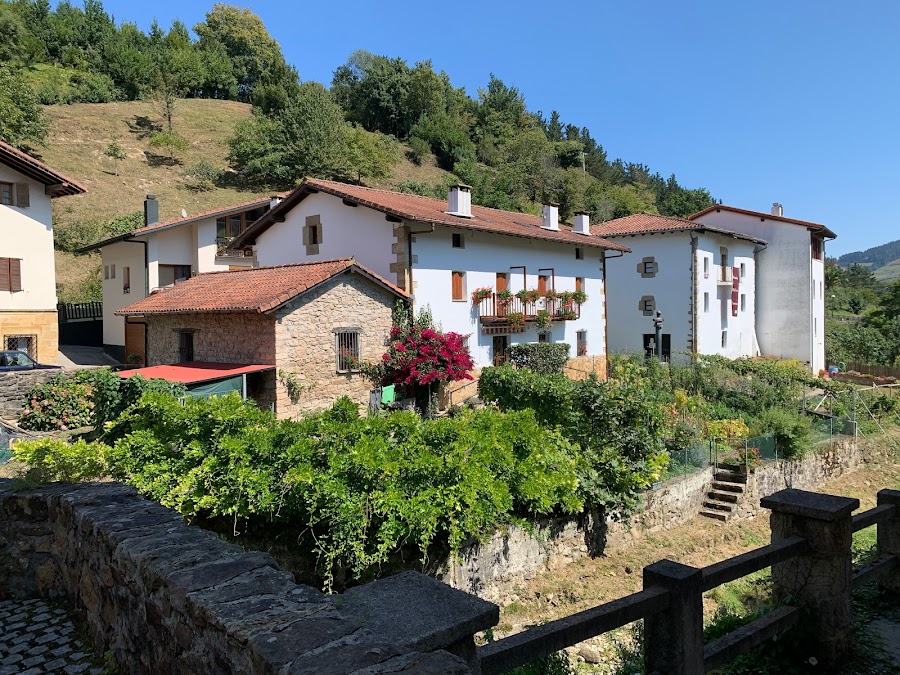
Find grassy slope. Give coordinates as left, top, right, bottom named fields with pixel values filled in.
left=38, top=99, right=452, bottom=301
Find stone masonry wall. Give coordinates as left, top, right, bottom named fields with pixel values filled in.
left=0, top=480, right=496, bottom=674
left=443, top=438, right=858, bottom=602
left=274, top=273, right=395, bottom=417
left=0, top=369, right=67, bottom=419
left=145, top=312, right=276, bottom=367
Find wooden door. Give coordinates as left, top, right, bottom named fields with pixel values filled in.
left=124, top=321, right=146, bottom=367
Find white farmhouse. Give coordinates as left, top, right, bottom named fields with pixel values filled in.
left=689, top=204, right=836, bottom=373
left=232, top=180, right=629, bottom=379
left=79, top=195, right=279, bottom=363
left=0, top=141, right=86, bottom=363
left=594, top=214, right=765, bottom=361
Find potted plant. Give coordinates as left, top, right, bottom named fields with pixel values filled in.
left=506, top=311, right=526, bottom=328
left=535, top=309, right=552, bottom=328
left=543, top=289, right=558, bottom=302
left=561, top=308, right=578, bottom=321
left=572, top=289, right=588, bottom=305
left=471, top=287, right=493, bottom=303
left=516, top=288, right=541, bottom=305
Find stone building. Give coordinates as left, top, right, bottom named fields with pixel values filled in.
left=117, top=258, right=408, bottom=416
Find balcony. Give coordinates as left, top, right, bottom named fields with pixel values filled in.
left=476, top=293, right=582, bottom=330
left=216, top=237, right=255, bottom=261
left=717, top=266, right=733, bottom=285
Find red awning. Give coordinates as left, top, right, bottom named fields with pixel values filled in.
left=116, top=362, right=274, bottom=385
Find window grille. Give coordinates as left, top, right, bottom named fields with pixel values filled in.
left=576, top=330, right=588, bottom=356
left=5, top=335, right=36, bottom=358
left=336, top=331, right=360, bottom=372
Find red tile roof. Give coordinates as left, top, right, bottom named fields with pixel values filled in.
left=592, top=213, right=766, bottom=244
left=77, top=196, right=280, bottom=253
left=116, top=258, right=408, bottom=316
left=233, top=178, right=631, bottom=253
left=116, top=362, right=274, bottom=384
left=688, top=205, right=836, bottom=238
left=0, top=141, right=86, bottom=197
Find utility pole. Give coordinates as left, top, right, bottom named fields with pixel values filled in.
left=653, top=311, right=664, bottom=362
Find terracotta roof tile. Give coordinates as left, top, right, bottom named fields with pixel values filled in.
left=688, top=205, right=836, bottom=238
left=116, top=258, right=408, bottom=316
left=234, top=178, right=630, bottom=253
left=592, top=212, right=766, bottom=244
left=0, top=140, right=86, bottom=197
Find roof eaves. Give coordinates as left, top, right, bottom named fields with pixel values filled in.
left=0, top=141, right=87, bottom=197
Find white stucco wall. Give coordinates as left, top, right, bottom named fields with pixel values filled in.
left=692, top=209, right=825, bottom=371
left=101, top=241, right=146, bottom=347
left=604, top=231, right=757, bottom=361
left=411, top=226, right=606, bottom=368
left=0, top=166, right=56, bottom=311
left=253, top=192, right=396, bottom=279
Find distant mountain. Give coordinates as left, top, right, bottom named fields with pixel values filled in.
left=839, top=239, right=900, bottom=270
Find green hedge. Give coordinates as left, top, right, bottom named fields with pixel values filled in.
left=507, top=342, right=571, bottom=375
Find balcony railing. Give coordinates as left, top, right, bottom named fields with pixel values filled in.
left=476, top=294, right=581, bottom=323
left=216, top=237, right=254, bottom=259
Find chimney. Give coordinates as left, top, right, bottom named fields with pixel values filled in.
left=447, top=184, right=472, bottom=218
left=573, top=211, right=591, bottom=235
left=270, top=195, right=283, bottom=209
left=771, top=202, right=783, bottom=217
left=144, top=194, right=159, bottom=226
left=542, top=203, right=560, bottom=231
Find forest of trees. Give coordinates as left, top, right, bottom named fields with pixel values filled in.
left=0, top=0, right=715, bottom=222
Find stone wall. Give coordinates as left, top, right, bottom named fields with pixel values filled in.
left=274, top=273, right=394, bottom=417
left=565, top=354, right=608, bottom=381
left=0, top=480, right=496, bottom=674
left=0, top=310, right=59, bottom=364
left=443, top=439, right=858, bottom=601
left=0, top=369, right=65, bottom=419
left=146, top=312, right=276, bottom=367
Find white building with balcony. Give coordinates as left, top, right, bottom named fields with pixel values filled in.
left=79, top=195, right=278, bottom=362
left=689, top=204, right=836, bottom=374
left=232, top=180, right=629, bottom=376
left=594, top=213, right=764, bottom=361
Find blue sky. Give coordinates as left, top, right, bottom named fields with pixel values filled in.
left=86, top=0, right=900, bottom=256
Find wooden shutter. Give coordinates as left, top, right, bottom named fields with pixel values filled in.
left=15, top=183, right=29, bottom=208
left=10, top=259, right=21, bottom=292
left=576, top=277, right=584, bottom=292
left=538, top=275, right=548, bottom=295
left=0, top=258, right=9, bottom=291
left=452, top=271, right=463, bottom=300
left=496, top=273, right=507, bottom=292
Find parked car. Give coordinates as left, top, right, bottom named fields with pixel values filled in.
left=0, top=351, right=62, bottom=372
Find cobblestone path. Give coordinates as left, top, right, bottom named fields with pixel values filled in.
left=0, top=598, right=104, bottom=675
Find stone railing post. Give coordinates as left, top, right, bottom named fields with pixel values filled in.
left=643, top=559, right=704, bottom=675
left=876, top=489, right=900, bottom=593
left=760, top=488, right=858, bottom=668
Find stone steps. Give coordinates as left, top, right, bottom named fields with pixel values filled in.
left=713, top=481, right=746, bottom=494
left=702, top=466, right=750, bottom=523
left=715, top=470, right=747, bottom=483
left=699, top=509, right=728, bottom=522
left=708, top=490, right=739, bottom=503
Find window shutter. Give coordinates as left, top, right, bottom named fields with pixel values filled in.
left=15, top=183, right=29, bottom=208
left=10, top=259, right=21, bottom=292
left=0, top=258, right=9, bottom=291
left=452, top=271, right=463, bottom=300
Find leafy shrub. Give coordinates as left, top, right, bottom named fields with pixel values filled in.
left=507, top=343, right=571, bottom=375
left=751, top=408, right=812, bottom=459
left=12, top=438, right=108, bottom=482
left=101, top=393, right=582, bottom=589
left=183, top=160, right=223, bottom=192
left=406, top=136, right=430, bottom=165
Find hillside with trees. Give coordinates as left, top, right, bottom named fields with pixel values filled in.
left=0, top=0, right=716, bottom=302
left=838, top=239, right=900, bottom=283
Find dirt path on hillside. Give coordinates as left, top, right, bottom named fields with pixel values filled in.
left=494, top=439, right=900, bottom=670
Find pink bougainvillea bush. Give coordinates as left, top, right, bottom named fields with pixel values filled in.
left=381, top=324, right=474, bottom=386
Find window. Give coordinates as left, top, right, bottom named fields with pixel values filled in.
left=110, top=264, right=115, bottom=280
left=704, top=292, right=710, bottom=313
left=576, top=330, right=588, bottom=356
left=0, top=258, right=22, bottom=292
left=740, top=294, right=746, bottom=312
left=492, top=335, right=508, bottom=366
left=0, top=182, right=12, bottom=205
left=721, top=330, right=727, bottom=348
left=575, top=277, right=585, bottom=292
left=639, top=295, right=656, bottom=316
left=229, top=215, right=242, bottom=238
left=158, top=265, right=192, bottom=287
left=538, top=331, right=550, bottom=343
left=103, top=265, right=109, bottom=280
left=304, top=215, right=322, bottom=254
left=5, top=335, right=35, bottom=358
left=814, top=318, right=818, bottom=338
left=123, top=266, right=131, bottom=294
left=538, top=274, right=549, bottom=296
left=575, top=247, right=584, bottom=260
left=452, top=233, right=464, bottom=248
left=703, top=257, right=710, bottom=279
left=178, top=331, right=194, bottom=362
left=819, top=281, right=823, bottom=299
left=639, top=257, right=658, bottom=277
left=336, top=330, right=360, bottom=372
left=812, top=237, right=823, bottom=261
left=740, top=263, right=746, bottom=278
left=452, top=271, right=465, bottom=300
